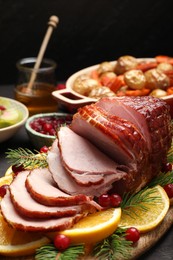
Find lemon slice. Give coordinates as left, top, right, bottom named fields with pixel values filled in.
left=119, top=185, right=170, bottom=233
left=51, top=208, right=121, bottom=245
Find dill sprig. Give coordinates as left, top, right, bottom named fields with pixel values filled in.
left=35, top=243, right=85, bottom=260
left=93, top=227, right=132, bottom=260
left=121, top=187, right=161, bottom=217
left=6, top=148, right=48, bottom=168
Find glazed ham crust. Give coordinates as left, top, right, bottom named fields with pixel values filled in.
left=71, top=96, right=172, bottom=194
left=96, top=96, right=172, bottom=174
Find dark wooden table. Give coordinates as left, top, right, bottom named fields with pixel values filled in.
left=1, top=85, right=173, bottom=259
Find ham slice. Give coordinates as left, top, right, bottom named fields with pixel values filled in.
left=58, top=126, right=127, bottom=186
left=1, top=190, right=83, bottom=232
left=71, top=104, right=148, bottom=165
left=10, top=171, right=86, bottom=218
left=47, top=139, right=126, bottom=197
left=25, top=168, right=91, bottom=206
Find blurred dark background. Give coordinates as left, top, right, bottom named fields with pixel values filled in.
left=0, top=0, right=173, bottom=84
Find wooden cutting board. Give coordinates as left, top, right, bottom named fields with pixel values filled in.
left=1, top=206, right=173, bottom=260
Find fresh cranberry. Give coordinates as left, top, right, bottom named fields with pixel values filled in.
left=49, top=128, right=56, bottom=136
left=98, top=194, right=111, bottom=207
left=161, top=162, right=172, bottom=173
left=125, top=227, right=140, bottom=243
left=30, top=121, right=42, bottom=132
left=0, top=185, right=9, bottom=197
left=164, top=183, right=173, bottom=198
left=0, top=105, right=6, bottom=110
left=40, top=146, right=49, bottom=153
left=43, top=123, right=53, bottom=132
left=12, top=164, right=25, bottom=176
left=54, top=234, right=70, bottom=251
left=110, top=194, right=122, bottom=207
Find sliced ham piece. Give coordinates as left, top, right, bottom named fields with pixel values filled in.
left=58, top=126, right=127, bottom=186
left=71, top=104, right=148, bottom=165
left=1, top=190, right=83, bottom=232
left=47, top=139, right=127, bottom=197
left=10, top=171, right=87, bottom=218
left=25, top=168, right=91, bottom=206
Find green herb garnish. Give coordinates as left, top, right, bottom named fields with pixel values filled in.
left=120, top=187, right=161, bottom=218
left=6, top=148, right=48, bottom=168
left=93, top=227, right=132, bottom=260
left=35, top=244, right=85, bottom=260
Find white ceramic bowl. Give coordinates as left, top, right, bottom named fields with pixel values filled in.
left=52, top=59, right=154, bottom=108
left=25, top=112, right=73, bottom=149
left=52, top=58, right=173, bottom=117
left=0, top=97, right=29, bottom=143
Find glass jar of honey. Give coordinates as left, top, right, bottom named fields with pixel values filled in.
left=15, top=57, right=58, bottom=115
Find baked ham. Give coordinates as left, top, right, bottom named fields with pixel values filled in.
left=1, top=96, right=172, bottom=232
left=70, top=96, right=172, bottom=194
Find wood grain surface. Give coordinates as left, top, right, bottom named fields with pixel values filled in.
left=1, top=206, right=173, bottom=260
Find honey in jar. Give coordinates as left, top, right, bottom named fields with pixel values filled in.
left=15, top=58, right=58, bottom=115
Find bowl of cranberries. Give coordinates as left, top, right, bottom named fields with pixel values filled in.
left=25, top=112, right=73, bottom=149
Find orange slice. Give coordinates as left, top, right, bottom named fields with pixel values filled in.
left=0, top=213, right=50, bottom=257
left=119, top=185, right=170, bottom=233
left=48, top=208, right=121, bottom=245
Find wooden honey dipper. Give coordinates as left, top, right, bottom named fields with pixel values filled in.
left=26, top=15, right=59, bottom=92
